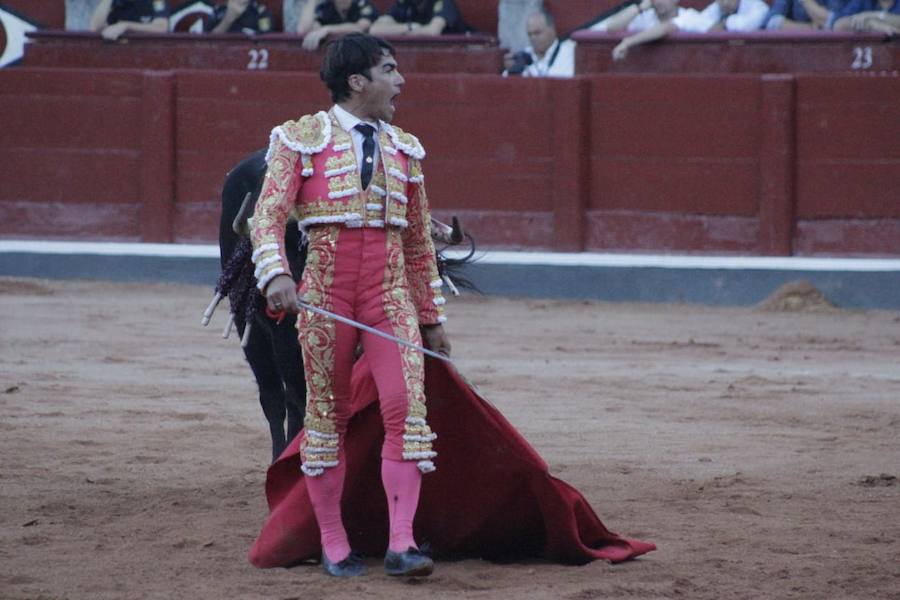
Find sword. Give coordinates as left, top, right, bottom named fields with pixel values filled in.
left=295, top=300, right=453, bottom=364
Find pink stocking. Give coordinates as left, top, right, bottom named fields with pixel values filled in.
left=381, top=458, right=422, bottom=552
left=306, top=457, right=350, bottom=563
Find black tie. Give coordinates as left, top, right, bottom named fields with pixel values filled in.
left=354, top=123, right=376, bottom=190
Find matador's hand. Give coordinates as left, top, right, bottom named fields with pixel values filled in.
left=421, top=324, right=451, bottom=358
left=265, top=275, right=299, bottom=315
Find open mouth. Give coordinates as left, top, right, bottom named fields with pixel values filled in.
left=390, top=93, right=400, bottom=108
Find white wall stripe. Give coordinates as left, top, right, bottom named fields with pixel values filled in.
left=2, top=241, right=899, bottom=272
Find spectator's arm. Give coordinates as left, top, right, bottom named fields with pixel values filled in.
left=210, top=6, right=242, bottom=33
left=800, top=0, right=833, bottom=27
left=410, top=16, right=446, bottom=35
left=867, top=16, right=900, bottom=33
left=831, top=13, right=857, bottom=29
left=322, top=20, right=374, bottom=34
left=603, top=0, right=653, bottom=32
left=763, top=0, right=790, bottom=28
left=302, top=19, right=375, bottom=49
left=612, top=20, right=678, bottom=61
left=725, top=0, right=769, bottom=31
left=122, top=18, right=169, bottom=33
left=777, top=17, right=817, bottom=28
left=90, top=0, right=113, bottom=31
left=370, top=15, right=415, bottom=35
left=296, top=0, right=317, bottom=35
left=835, top=10, right=900, bottom=32
left=880, top=12, right=900, bottom=29
left=99, top=17, right=168, bottom=40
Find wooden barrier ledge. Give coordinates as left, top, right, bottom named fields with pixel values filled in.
left=573, top=30, right=899, bottom=74
left=22, top=30, right=503, bottom=74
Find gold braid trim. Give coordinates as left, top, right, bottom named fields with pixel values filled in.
left=298, top=226, right=341, bottom=476
left=382, top=229, right=436, bottom=472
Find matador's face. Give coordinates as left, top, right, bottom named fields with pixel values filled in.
left=355, top=51, right=405, bottom=123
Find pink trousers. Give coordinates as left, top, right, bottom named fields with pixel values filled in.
left=297, top=225, right=428, bottom=467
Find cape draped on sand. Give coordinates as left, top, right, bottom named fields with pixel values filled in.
left=249, top=356, right=656, bottom=566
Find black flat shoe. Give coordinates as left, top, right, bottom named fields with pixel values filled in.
left=322, top=551, right=367, bottom=577
left=384, top=547, right=434, bottom=577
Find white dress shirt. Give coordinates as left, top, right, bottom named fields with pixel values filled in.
left=700, top=0, right=769, bottom=31
left=626, top=7, right=717, bottom=32
left=522, top=37, right=577, bottom=78
left=332, top=103, right=381, bottom=175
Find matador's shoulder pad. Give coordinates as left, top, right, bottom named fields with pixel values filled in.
left=383, top=123, right=426, bottom=160
left=267, top=111, right=332, bottom=161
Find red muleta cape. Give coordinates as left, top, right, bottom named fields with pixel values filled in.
left=249, top=356, right=656, bottom=566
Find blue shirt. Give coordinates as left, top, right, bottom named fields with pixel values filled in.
left=765, top=0, right=813, bottom=24
left=834, top=0, right=900, bottom=21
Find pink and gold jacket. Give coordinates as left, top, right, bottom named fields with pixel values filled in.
left=249, top=109, right=446, bottom=326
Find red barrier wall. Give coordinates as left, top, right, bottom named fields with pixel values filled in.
left=587, top=74, right=762, bottom=253
left=2, top=67, right=899, bottom=256
left=0, top=68, right=145, bottom=240
left=794, top=74, right=900, bottom=255
left=1, top=0, right=63, bottom=27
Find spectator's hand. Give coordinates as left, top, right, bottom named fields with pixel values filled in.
left=301, top=27, right=329, bottom=50
left=101, top=22, right=129, bottom=40
left=849, top=13, right=873, bottom=31
left=503, top=51, right=516, bottom=71
left=265, top=275, right=300, bottom=315
left=612, top=41, right=629, bottom=61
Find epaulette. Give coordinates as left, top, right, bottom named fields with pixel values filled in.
left=383, top=122, right=426, bottom=160
left=265, top=111, right=332, bottom=163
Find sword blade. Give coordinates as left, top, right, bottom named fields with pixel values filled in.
left=296, top=300, right=453, bottom=364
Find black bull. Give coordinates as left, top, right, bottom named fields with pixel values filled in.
left=211, top=149, right=474, bottom=462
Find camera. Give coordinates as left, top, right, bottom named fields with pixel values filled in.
left=506, top=51, right=533, bottom=76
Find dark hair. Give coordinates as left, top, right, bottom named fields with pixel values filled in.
left=320, top=33, right=395, bottom=103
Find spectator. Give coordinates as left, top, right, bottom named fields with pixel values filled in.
left=799, top=0, right=843, bottom=27
left=90, top=0, right=169, bottom=41
left=594, top=0, right=709, bottom=33
left=297, top=0, right=379, bottom=50
left=369, top=0, right=468, bottom=36
left=701, top=0, right=770, bottom=31
left=504, top=8, right=575, bottom=77
left=205, top=0, right=273, bottom=34
left=612, top=0, right=767, bottom=60
left=832, top=0, right=900, bottom=32
left=765, top=0, right=818, bottom=29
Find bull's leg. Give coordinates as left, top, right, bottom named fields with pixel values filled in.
left=271, top=313, right=306, bottom=446
left=241, top=316, right=289, bottom=463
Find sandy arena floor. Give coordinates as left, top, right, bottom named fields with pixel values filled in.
left=1, top=277, right=898, bottom=600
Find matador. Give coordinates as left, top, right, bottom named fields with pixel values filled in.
left=249, top=33, right=447, bottom=578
